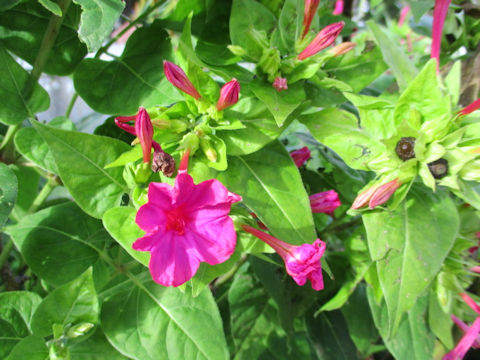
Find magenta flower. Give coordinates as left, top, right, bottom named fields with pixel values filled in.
left=242, top=225, right=326, bottom=290
left=302, top=0, right=320, bottom=39
left=398, top=5, right=410, bottom=27
left=351, top=179, right=401, bottom=210
left=133, top=151, right=242, bottom=286
left=290, top=146, right=311, bottom=167
left=273, top=77, right=288, bottom=92
left=431, top=0, right=452, bottom=66
left=459, top=99, right=480, bottom=116
left=310, top=190, right=341, bottom=215
left=333, top=0, right=344, bottom=15
left=217, top=78, right=240, bottom=111
left=163, top=61, right=201, bottom=99
left=298, top=21, right=345, bottom=60
left=443, top=293, right=480, bottom=360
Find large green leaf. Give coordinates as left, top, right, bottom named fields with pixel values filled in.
left=0, top=163, right=17, bottom=228
left=367, top=290, right=435, bottom=360
left=278, top=0, right=302, bottom=53
left=9, top=165, right=39, bottom=220
left=0, top=46, right=49, bottom=125
left=72, top=0, right=125, bottom=52
left=300, top=108, right=386, bottom=171
left=6, top=202, right=108, bottom=286
left=31, top=120, right=130, bottom=218
left=102, top=206, right=149, bottom=267
left=5, top=335, right=48, bottom=360
left=73, top=21, right=181, bottom=114
left=0, top=1, right=87, bottom=75
left=367, top=21, right=417, bottom=91
left=363, top=186, right=459, bottom=335
left=101, top=274, right=229, bottom=360
left=31, top=268, right=99, bottom=337
left=0, top=0, right=21, bottom=12
left=0, top=291, right=42, bottom=359
left=70, top=328, right=126, bottom=360
left=219, top=141, right=317, bottom=245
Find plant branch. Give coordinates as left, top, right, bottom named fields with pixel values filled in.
left=65, top=92, right=78, bottom=118
left=0, top=239, right=14, bottom=270
left=27, top=179, right=58, bottom=214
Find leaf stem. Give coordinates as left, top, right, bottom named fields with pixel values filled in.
left=27, top=179, right=58, bottom=214
left=0, top=239, right=14, bottom=270
left=0, top=124, right=21, bottom=163
left=65, top=92, right=78, bottom=118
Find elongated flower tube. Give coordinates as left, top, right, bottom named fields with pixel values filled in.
left=133, top=151, right=242, bottom=287
left=309, top=190, right=341, bottom=215
left=431, top=0, right=452, bottom=65
left=290, top=146, right=311, bottom=167
left=216, top=78, right=240, bottom=111
left=459, top=99, right=480, bottom=116
left=329, top=42, right=356, bottom=56
left=273, top=77, right=288, bottom=92
left=301, top=0, right=320, bottom=39
left=241, top=225, right=326, bottom=290
left=163, top=61, right=201, bottom=99
left=333, top=0, right=344, bottom=15
left=135, top=107, right=154, bottom=163
left=398, top=5, right=410, bottom=27
left=298, top=21, right=345, bottom=60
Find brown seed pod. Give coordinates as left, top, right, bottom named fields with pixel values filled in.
left=395, top=137, right=416, bottom=161
left=428, top=158, right=449, bottom=179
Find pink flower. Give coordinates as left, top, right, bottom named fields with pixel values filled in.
left=398, top=5, right=410, bottom=27
left=290, top=146, right=311, bottom=167
left=443, top=293, right=480, bottom=360
left=241, top=225, right=326, bottom=290
left=302, top=0, right=320, bottom=39
left=298, top=21, right=345, bottom=60
left=310, top=190, right=341, bottom=215
left=133, top=151, right=242, bottom=286
left=163, top=61, right=201, bottom=99
left=135, top=107, right=153, bottom=163
left=216, top=78, right=240, bottom=111
left=273, top=77, right=288, bottom=92
left=459, top=99, right=480, bottom=116
left=351, top=179, right=401, bottom=209
left=333, top=0, right=344, bottom=15
left=431, top=0, right=452, bottom=66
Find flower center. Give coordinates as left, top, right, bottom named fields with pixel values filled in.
left=395, top=137, right=416, bottom=161
left=428, top=158, right=449, bottom=179
left=165, top=209, right=186, bottom=235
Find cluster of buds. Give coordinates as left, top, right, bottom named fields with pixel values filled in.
left=290, top=146, right=311, bottom=167
left=298, top=21, right=345, bottom=60
left=351, top=179, right=401, bottom=210
left=310, top=190, right=341, bottom=215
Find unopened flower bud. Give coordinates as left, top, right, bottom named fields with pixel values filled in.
left=428, top=158, right=449, bottom=179
left=309, top=190, right=341, bottom=215
left=302, top=0, right=320, bottom=39
left=298, top=21, right=345, bottom=60
left=66, top=323, right=94, bottom=339
left=333, top=0, right=344, bottom=15
left=395, top=137, right=416, bottom=161
left=329, top=42, right=356, bottom=56
left=216, top=79, right=240, bottom=111
left=273, top=77, right=288, bottom=92
left=200, top=138, right=217, bottom=162
left=351, top=185, right=378, bottom=209
left=459, top=99, right=480, bottom=116
left=368, top=179, right=401, bottom=209
left=227, top=45, right=246, bottom=57
left=163, top=61, right=201, bottom=99
left=290, top=146, right=311, bottom=167
left=135, top=107, right=154, bottom=163
left=259, top=47, right=281, bottom=80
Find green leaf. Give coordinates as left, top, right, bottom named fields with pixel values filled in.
left=405, top=0, right=432, bottom=22
left=9, top=165, right=39, bottom=220
left=102, top=275, right=229, bottom=360
left=305, top=310, right=359, bottom=360
left=300, top=108, right=386, bottom=171
left=70, top=328, right=126, bottom=360
left=102, top=206, right=149, bottom=267
left=72, top=0, right=125, bottom=52
left=5, top=202, right=107, bottom=286
left=0, top=46, right=49, bottom=125
left=31, top=120, right=130, bottom=218
left=38, top=0, right=62, bottom=16
left=229, top=0, right=276, bottom=61
left=229, top=263, right=276, bottom=359
left=367, top=20, right=417, bottom=91
left=428, top=287, right=454, bottom=349
left=363, top=186, right=459, bottom=336
left=367, top=290, right=435, bottom=360
left=31, top=268, right=99, bottom=337
left=278, top=0, right=302, bottom=53
left=0, top=163, right=17, bottom=228
left=250, top=81, right=305, bottom=127
left=0, top=0, right=21, bottom=12
left=0, top=1, right=87, bottom=75
left=73, top=21, right=181, bottom=114
left=15, top=116, right=76, bottom=173
left=5, top=335, right=48, bottom=360
left=219, top=141, right=317, bottom=245
left=0, top=291, right=42, bottom=359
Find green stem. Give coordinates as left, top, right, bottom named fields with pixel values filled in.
left=28, top=180, right=57, bottom=214
left=65, top=92, right=78, bottom=118
left=0, top=239, right=14, bottom=269
left=0, top=124, right=20, bottom=163
left=214, top=255, right=247, bottom=288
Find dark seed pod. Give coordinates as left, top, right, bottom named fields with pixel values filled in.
left=395, top=137, right=416, bottom=161
left=428, top=158, right=449, bottom=179
left=152, top=151, right=176, bottom=177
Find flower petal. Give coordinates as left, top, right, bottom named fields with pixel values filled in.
left=443, top=317, right=480, bottom=360
left=135, top=203, right=167, bottom=233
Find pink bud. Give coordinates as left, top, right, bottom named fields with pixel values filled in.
left=309, top=190, right=341, bottom=215
left=135, top=107, right=154, bottom=163
left=398, top=5, right=410, bottom=27
left=333, top=0, right=344, bottom=15
left=216, top=78, right=240, bottom=111
left=114, top=115, right=136, bottom=136
left=301, top=0, right=320, bottom=39
left=163, top=61, right=201, bottom=99
left=329, top=42, right=356, bottom=56
left=298, top=21, right=345, bottom=60
left=368, top=179, right=401, bottom=209
left=459, top=99, right=480, bottom=116
left=290, top=146, right=311, bottom=167
left=431, top=0, right=452, bottom=66
left=351, top=185, right=378, bottom=210
left=273, top=77, right=288, bottom=92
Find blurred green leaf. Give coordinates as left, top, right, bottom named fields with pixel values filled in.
left=0, top=163, right=17, bottom=228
